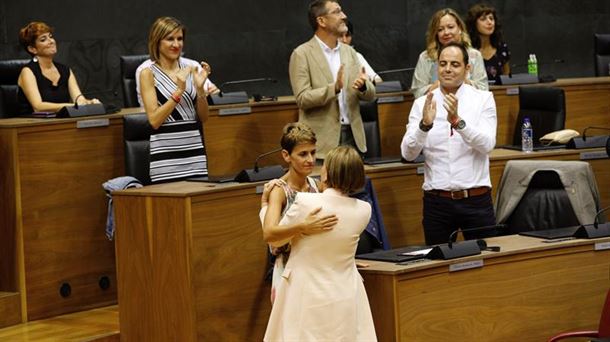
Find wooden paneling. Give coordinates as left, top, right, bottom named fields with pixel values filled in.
left=360, top=236, right=610, bottom=341
left=114, top=195, right=197, bottom=342
left=0, top=112, right=138, bottom=323
left=114, top=185, right=271, bottom=341
left=0, top=292, right=21, bottom=328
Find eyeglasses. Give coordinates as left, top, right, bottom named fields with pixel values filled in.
left=323, top=7, right=344, bottom=16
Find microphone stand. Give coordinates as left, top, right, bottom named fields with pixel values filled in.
left=374, top=67, right=415, bottom=93
left=209, top=78, right=278, bottom=105
left=574, top=205, right=610, bottom=239
left=427, top=224, right=506, bottom=260
left=566, top=127, right=610, bottom=150
left=57, top=90, right=118, bottom=118
left=234, top=148, right=285, bottom=182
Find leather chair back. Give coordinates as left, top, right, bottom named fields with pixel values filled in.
left=0, top=59, right=29, bottom=118
left=120, top=55, right=148, bottom=108
left=512, top=87, right=566, bottom=146
left=594, top=33, right=610, bottom=76
left=360, top=99, right=381, bottom=159
left=504, top=170, right=580, bottom=235
left=123, top=113, right=153, bottom=185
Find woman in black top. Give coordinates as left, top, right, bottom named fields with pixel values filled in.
left=17, top=21, right=99, bottom=115
left=466, top=4, right=511, bottom=85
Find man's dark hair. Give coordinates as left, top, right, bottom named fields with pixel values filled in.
left=308, top=0, right=334, bottom=32
left=438, top=41, right=469, bottom=66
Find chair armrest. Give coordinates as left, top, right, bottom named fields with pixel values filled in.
left=547, top=330, right=598, bottom=342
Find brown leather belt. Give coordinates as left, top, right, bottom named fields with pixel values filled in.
left=425, top=187, right=490, bottom=200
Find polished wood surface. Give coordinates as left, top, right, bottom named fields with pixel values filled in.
left=0, top=305, right=119, bottom=341
left=358, top=235, right=610, bottom=342
left=0, top=292, right=20, bottom=328
left=113, top=182, right=271, bottom=341
left=367, top=147, right=610, bottom=246
left=0, top=109, right=143, bottom=322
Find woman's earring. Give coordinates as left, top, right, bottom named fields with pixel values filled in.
left=32, top=55, right=38, bottom=62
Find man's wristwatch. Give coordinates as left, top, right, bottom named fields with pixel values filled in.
left=453, top=119, right=466, bottom=130
left=419, top=119, right=433, bottom=132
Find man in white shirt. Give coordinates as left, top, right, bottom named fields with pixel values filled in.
left=135, top=57, right=219, bottom=107
left=289, top=0, right=375, bottom=159
left=400, top=42, right=498, bottom=245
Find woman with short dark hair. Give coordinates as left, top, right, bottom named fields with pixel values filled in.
left=264, top=145, right=376, bottom=341
left=17, top=21, right=99, bottom=115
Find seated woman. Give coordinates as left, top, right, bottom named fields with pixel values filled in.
left=264, top=145, right=376, bottom=341
left=17, top=21, right=99, bottom=115
left=140, top=17, right=211, bottom=183
left=261, top=122, right=337, bottom=304
left=410, top=8, right=488, bottom=98
left=466, top=3, right=511, bottom=85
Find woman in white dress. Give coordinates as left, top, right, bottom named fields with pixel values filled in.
left=264, top=145, right=377, bottom=342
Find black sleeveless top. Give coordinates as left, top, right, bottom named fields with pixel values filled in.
left=17, top=60, right=71, bottom=115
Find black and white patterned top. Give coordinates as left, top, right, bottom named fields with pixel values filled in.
left=148, top=62, right=207, bottom=183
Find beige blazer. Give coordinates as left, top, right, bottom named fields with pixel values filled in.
left=264, top=189, right=377, bottom=341
left=289, top=37, right=376, bottom=158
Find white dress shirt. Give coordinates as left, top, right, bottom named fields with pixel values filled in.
left=135, top=57, right=216, bottom=107
left=314, top=35, right=349, bottom=125
left=400, top=84, right=497, bottom=191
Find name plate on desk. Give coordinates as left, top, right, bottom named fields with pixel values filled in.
left=76, top=118, right=110, bottom=129
left=219, top=106, right=252, bottom=116
left=595, top=242, right=610, bottom=251
left=505, top=88, right=519, bottom=96
left=580, top=151, right=609, bottom=160
left=449, top=259, right=484, bottom=272
left=378, top=95, right=405, bottom=104
left=416, top=166, right=424, bottom=175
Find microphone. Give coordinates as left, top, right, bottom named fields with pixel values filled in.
left=566, top=126, right=610, bottom=149
left=373, top=67, right=415, bottom=93
left=58, top=89, right=120, bottom=118
left=593, top=205, right=610, bottom=228
left=234, top=147, right=285, bottom=182
left=499, top=59, right=565, bottom=85
left=209, top=78, right=278, bottom=105
left=427, top=224, right=506, bottom=260
left=574, top=206, right=610, bottom=239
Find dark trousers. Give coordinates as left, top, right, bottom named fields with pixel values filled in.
left=340, top=124, right=357, bottom=149
left=422, top=191, right=497, bottom=245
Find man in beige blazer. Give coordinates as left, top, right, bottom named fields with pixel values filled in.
left=289, top=0, right=376, bottom=158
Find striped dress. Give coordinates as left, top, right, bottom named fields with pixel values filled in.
left=149, top=62, right=207, bottom=183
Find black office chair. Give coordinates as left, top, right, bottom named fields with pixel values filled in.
left=0, top=59, right=29, bottom=118
left=123, top=113, right=153, bottom=185
left=512, top=87, right=566, bottom=146
left=503, top=171, right=580, bottom=234
left=360, top=99, right=381, bottom=159
left=495, top=160, right=602, bottom=235
left=119, top=55, right=148, bottom=108
left=594, top=33, right=610, bottom=77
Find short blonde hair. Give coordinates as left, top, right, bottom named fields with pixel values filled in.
left=425, top=8, right=472, bottom=60
left=323, top=146, right=365, bottom=194
left=281, top=122, right=317, bottom=154
left=147, top=17, right=185, bottom=62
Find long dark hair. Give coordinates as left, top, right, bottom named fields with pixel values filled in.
left=466, top=3, right=505, bottom=49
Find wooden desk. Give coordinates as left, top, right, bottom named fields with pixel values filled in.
left=368, top=147, right=610, bottom=246
left=112, top=147, right=608, bottom=341
left=358, top=235, right=610, bottom=342
left=0, top=109, right=142, bottom=322
left=113, top=181, right=271, bottom=341
left=204, top=77, right=610, bottom=175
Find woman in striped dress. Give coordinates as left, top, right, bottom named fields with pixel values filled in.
left=140, top=17, right=210, bottom=183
